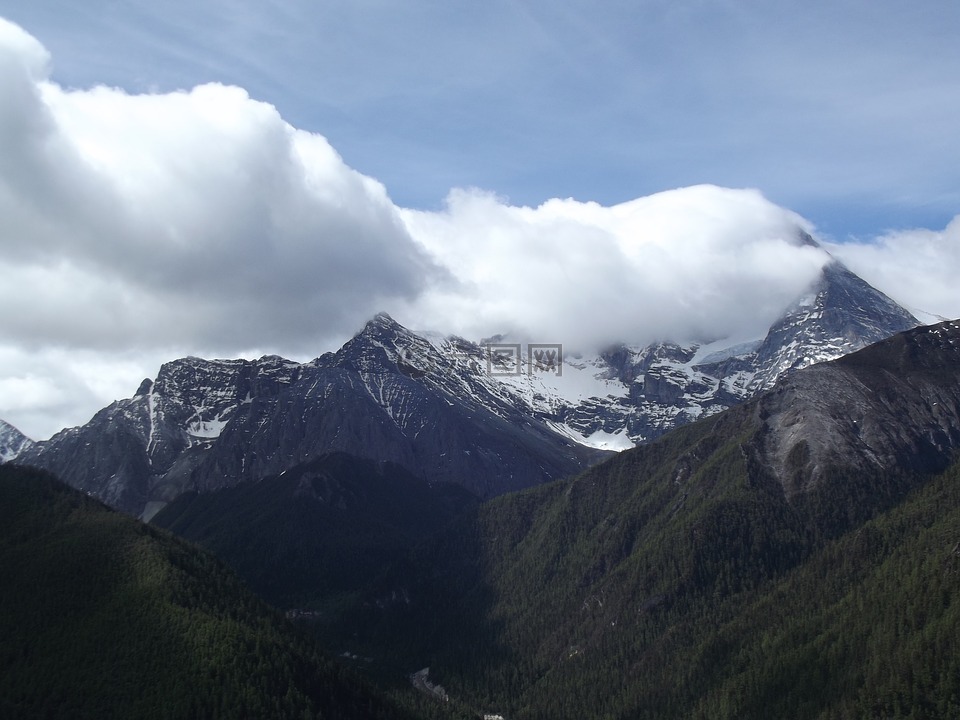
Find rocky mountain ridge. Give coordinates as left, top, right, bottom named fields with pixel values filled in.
left=756, top=317, right=960, bottom=497
left=15, top=317, right=604, bottom=516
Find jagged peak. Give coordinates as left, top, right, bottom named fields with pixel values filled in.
left=361, top=311, right=409, bottom=335
left=794, top=228, right=823, bottom=250
left=155, top=353, right=296, bottom=377
left=0, top=417, right=30, bottom=440
left=341, top=313, right=421, bottom=353
left=0, top=418, right=34, bottom=462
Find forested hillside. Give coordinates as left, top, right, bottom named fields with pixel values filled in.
left=368, top=454, right=960, bottom=719
left=0, top=465, right=445, bottom=719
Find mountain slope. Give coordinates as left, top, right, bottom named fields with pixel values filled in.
left=152, top=452, right=479, bottom=611
left=20, top=315, right=604, bottom=516
left=0, top=464, right=434, bottom=720
left=679, top=463, right=960, bottom=719
left=329, top=319, right=960, bottom=719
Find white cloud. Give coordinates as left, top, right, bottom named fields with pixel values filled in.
left=827, top=216, right=960, bottom=322
left=0, top=17, right=441, bottom=357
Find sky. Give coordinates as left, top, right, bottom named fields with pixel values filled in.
left=0, top=2, right=958, bottom=440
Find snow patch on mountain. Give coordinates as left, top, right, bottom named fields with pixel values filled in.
left=186, top=414, right=232, bottom=438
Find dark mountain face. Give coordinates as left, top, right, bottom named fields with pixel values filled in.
left=189, top=314, right=605, bottom=499
left=20, top=314, right=604, bottom=516
left=762, top=320, right=960, bottom=480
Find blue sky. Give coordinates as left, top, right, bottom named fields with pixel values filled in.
left=3, top=0, right=958, bottom=239
left=1, top=2, right=959, bottom=439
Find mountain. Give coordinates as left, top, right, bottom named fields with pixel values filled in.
left=325, top=319, right=960, bottom=719
left=0, top=418, right=32, bottom=463
left=0, top=464, right=442, bottom=720
left=18, top=235, right=917, bottom=518
left=517, top=248, right=919, bottom=445
left=19, top=317, right=605, bottom=517
left=9, top=320, right=959, bottom=719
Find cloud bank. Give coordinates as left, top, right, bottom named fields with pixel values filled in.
left=0, top=18, right=958, bottom=439
left=400, top=186, right=827, bottom=348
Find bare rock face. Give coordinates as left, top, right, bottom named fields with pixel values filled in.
left=755, top=319, right=960, bottom=497
left=16, top=355, right=303, bottom=515
left=743, top=257, right=921, bottom=393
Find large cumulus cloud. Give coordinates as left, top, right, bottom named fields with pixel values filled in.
left=0, top=17, right=441, bottom=355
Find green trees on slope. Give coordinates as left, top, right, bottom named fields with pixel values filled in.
left=333, top=410, right=960, bottom=720
left=0, top=464, right=426, bottom=720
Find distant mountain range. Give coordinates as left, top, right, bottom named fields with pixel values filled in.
left=4, top=233, right=918, bottom=518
